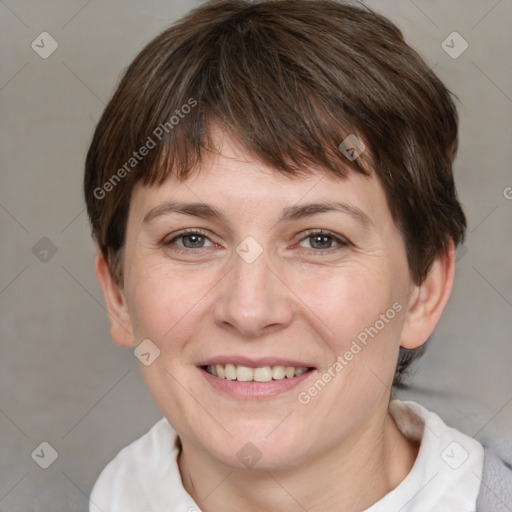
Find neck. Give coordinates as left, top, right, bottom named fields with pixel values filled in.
left=178, top=406, right=419, bottom=512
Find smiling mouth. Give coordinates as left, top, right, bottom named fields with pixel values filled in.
left=203, top=364, right=313, bottom=382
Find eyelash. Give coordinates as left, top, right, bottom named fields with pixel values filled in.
left=163, top=228, right=350, bottom=256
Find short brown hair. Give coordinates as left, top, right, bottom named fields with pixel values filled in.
left=84, top=0, right=466, bottom=386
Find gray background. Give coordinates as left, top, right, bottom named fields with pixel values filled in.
left=1, top=0, right=511, bottom=510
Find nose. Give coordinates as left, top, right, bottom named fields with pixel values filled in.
left=212, top=246, right=294, bottom=338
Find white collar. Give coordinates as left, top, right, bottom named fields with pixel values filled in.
left=363, top=399, right=484, bottom=511
left=90, top=399, right=484, bottom=511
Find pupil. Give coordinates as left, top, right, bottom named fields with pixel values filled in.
left=184, top=234, right=203, bottom=248
left=312, top=235, right=331, bottom=249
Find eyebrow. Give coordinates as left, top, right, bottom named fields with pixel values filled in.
left=142, top=200, right=374, bottom=228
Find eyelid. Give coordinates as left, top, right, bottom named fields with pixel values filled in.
left=162, top=228, right=215, bottom=247
left=296, top=229, right=350, bottom=253
left=299, top=228, right=349, bottom=243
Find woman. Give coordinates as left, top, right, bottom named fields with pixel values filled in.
left=84, top=1, right=511, bottom=510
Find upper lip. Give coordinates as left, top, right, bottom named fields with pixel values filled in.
left=198, top=356, right=314, bottom=368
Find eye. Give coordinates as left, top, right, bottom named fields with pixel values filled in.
left=298, top=230, right=349, bottom=254
left=162, top=228, right=350, bottom=255
left=163, top=229, right=216, bottom=250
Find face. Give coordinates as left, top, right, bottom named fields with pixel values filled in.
left=117, top=128, right=418, bottom=469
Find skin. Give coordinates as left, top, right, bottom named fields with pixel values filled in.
left=96, top=126, right=456, bottom=511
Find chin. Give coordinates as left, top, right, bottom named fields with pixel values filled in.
left=199, top=425, right=312, bottom=471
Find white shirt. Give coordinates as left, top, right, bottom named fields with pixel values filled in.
left=89, top=399, right=484, bottom=512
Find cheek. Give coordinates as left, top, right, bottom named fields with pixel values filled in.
left=125, top=259, right=220, bottom=349
left=292, top=263, right=406, bottom=400
left=294, top=264, right=398, bottom=343
left=123, top=263, right=217, bottom=433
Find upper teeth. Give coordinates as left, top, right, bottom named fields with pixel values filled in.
left=206, top=364, right=309, bottom=382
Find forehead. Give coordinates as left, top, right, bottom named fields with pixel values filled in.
left=129, top=126, right=389, bottom=229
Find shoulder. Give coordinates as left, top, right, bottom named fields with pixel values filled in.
left=391, top=398, right=512, bottom=511
left=476, top=447, right=512, bottom=511
left=89, top=417, right=181, bottom=512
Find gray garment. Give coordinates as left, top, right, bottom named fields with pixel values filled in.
left=477, top=447, right=512, bottom=511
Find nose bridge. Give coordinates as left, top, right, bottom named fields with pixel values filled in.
left=213, top=239, right=292, bottom=336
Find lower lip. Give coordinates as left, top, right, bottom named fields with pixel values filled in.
left=199, top=367, right=316, bottom=399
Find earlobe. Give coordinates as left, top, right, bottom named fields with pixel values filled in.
left=400, top=241, right=456, bottom=350
left=94, top=250, right=135, bottom=348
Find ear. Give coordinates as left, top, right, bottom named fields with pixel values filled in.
left=94, top=250, right=135, bottom=348
left=400, top=240, right=456, bottom=349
